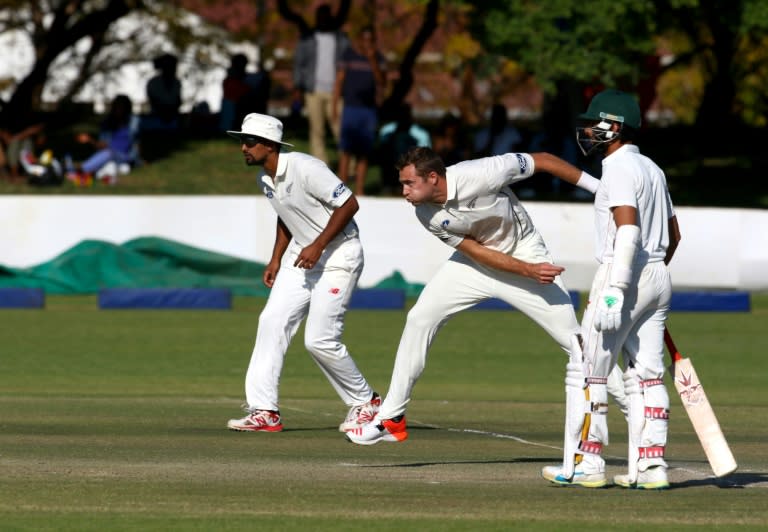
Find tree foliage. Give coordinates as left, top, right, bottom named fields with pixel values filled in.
left=0, top=1, right=233, bottom=129
left=467, top=0, right=768, bottom=129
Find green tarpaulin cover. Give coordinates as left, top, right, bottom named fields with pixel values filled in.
left=0, top=237, right=424, bottom=296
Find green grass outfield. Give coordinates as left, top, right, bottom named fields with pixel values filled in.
left=1, top=294, right=766, bottom=531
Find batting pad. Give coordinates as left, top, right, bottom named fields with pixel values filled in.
left=98, top=288, right=232, bottom=310
left=471, top=291, right=581, bottom=311
left=349, top=288, right=406, bottom=309
left=670, top=291, right=750, bottom=312
left=0, top=287, right=45, bottom=308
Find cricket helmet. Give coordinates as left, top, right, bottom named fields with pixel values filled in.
left=576, top=89, right=641, bottom=156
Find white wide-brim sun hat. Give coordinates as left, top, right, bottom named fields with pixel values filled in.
left=227, top=113, right=294, bottom=147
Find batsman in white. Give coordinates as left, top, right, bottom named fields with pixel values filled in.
left=542, top=89, right=681, bottom=489
left=225, top=113, right=379, bottom=432
left=346, top=146, right=602, bottom=445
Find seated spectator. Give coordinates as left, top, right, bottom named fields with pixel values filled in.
left=473, top=103, right=522, bottom=157
left=0, top=114, right=45, bottom=183
left=19, top=128, right=64, bottom=186
left=67, top=94, right=139, bottom=186
left=377, top=103, right=430, bottom=194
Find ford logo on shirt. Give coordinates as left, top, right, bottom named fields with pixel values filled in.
left=333, top=183, right=347, bottom=198
left=516, top=153, right=527, bottom=173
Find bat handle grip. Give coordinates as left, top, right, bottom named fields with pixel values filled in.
left=663, top=326, right=683, bottom=363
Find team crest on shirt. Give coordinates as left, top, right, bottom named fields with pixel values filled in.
left=441, top=219, right=450, bottom=229
left=265, top=189, right=274, bottom=199
left=333, top=183, right=347, bottom=198
left=516, top=153, right=527, bottom=172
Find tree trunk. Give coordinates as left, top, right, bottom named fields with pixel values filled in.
left=0, top=0, right=134, bottom=129
left=379, top=0, right=439, bottom=118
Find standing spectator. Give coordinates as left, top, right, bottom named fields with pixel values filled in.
left=473, top=103, right=523, bottom=157
left=144, top=53, right=182, bottom=132
left=224, top=113, right=380, bottom=433
left=333, top=26, right=386, bottom=196
left=141, top=53, right=182, bottom=161
left=292, top=3, right=349, bottom=164
left=219, top=53, right=251, bottom=132
left=241, top=58, right=271, bottom=117
left=377, top=103, right=431, bottom=194
left=542, top=89, right=681, bottom=489
left=431, top=112, right=470, bottom=167
left=346, top=147, right=601, bottom=446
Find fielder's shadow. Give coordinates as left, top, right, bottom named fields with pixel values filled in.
left=672, top=472, right=768, bottom=489
left=356, top=457, right=555, bottom=468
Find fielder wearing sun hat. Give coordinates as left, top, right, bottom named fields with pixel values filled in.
left=227, top=113, right=294, bottom=147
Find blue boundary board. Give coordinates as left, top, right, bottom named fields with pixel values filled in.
left=99, top=288, right=232, bottom=309
left=0, top=288, right=45, bottom=308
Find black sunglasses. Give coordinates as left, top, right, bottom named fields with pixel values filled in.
left=242, top=136, right=266, bottom=148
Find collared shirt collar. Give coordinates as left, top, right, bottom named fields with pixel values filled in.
left=260, top=153, right=287, bottom=189
left=605, top=143, right=640, bottom=161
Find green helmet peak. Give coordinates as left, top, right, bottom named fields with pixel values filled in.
left=579, top=89, right=641, bottom=129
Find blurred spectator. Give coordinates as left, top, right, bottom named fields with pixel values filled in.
left=67, top=94, right=139, bottom=186
left=219, top=53, right=251, bottom=132
left=377, top=103, right=430, bottom=194
left=432, top=112, right=470, bottom=167
left=19, top=128, right=64, bottom=186
left=0, top=110, right=45, bottom=182
left=333, top=26, right=386, bottom=196
left=293, top=3, right=350, bottom=164
left=220, top=53, right=271, bottom=133
left=473, top=103, right=523, bottom=157
left=241, top=58, right=271, bottom=118
left=143, top=53, right=182, bottom=132
left=140, top=53, right=182, bottom=162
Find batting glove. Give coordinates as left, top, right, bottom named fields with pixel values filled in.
left=594, top=286, right=624, bottom=332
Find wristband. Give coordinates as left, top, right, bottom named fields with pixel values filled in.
left=576, top=171, right=600, bottom=194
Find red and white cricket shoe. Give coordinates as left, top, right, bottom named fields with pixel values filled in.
left=339, top=393, right=381, bottom=432
left=345, top=416, right=408, bottom=445
left=227, top=409, right=283, bottom=432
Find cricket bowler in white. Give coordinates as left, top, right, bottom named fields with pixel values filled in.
left=542, top=89, right=681, bottom=489
left=346, top=146, right=602, bottom=445
left=225, top=113, right=379, bottom=432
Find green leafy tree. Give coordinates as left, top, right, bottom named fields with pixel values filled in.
left=468, top=0, right=768, bottom=134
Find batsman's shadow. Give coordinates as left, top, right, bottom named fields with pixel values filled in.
left=673, top=471, right=768, bottom=489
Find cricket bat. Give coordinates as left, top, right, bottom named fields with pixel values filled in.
left=664, top=327, right=737, bottom=477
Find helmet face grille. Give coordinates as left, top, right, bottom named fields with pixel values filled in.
left=576, top=122, right=620, bottom=156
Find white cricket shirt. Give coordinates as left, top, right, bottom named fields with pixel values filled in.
left=414, top=153, right=536, bottom=254
left=261, top=151, right=358, bottom=247
left=594, top=144, right=675, bottom=265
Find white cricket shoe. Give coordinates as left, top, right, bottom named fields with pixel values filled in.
left=227, top=409, right=283, bottom=432
left=614, top=466, right=669, bottom=490
left=345, top=416, right=408, bottom=445
left=339, top=393, right=381, bottom=432
left=542, top=463, right=608, bottom=488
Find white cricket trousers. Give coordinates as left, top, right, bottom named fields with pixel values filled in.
left=581, top=260, right=671, bottom=379
left=378, top=231, right=580, bottom=420
left=244, top=236, right=373, bottom=411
